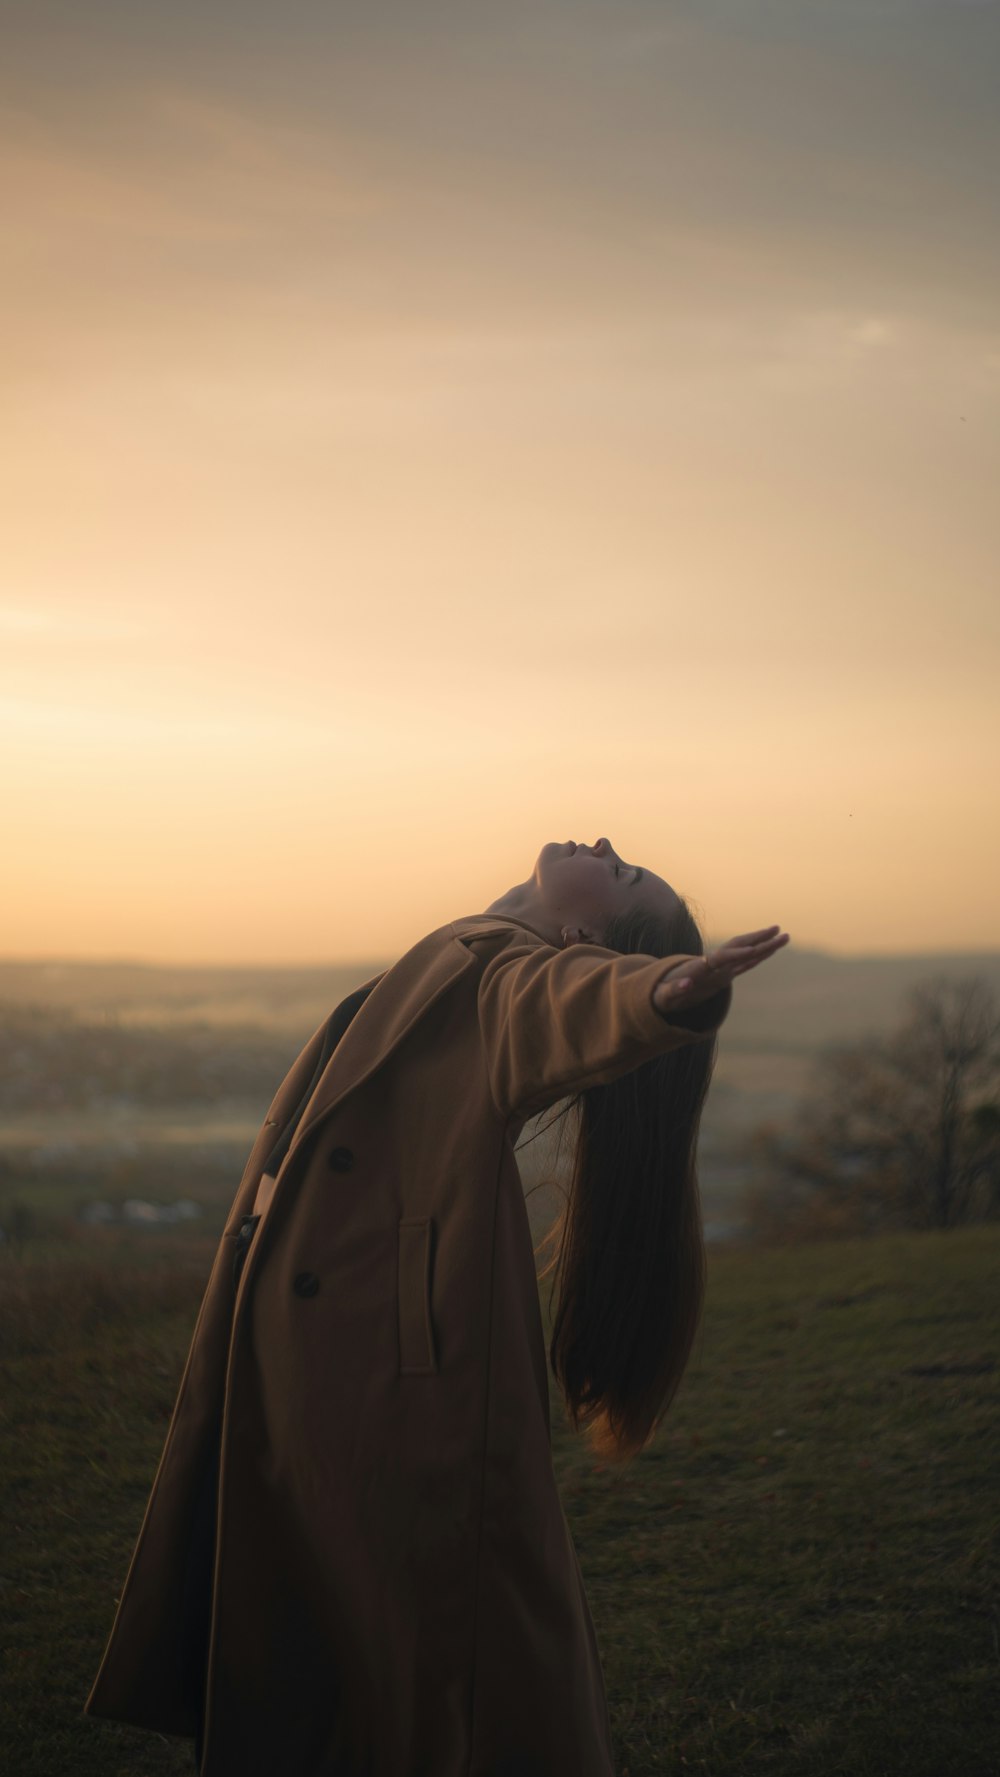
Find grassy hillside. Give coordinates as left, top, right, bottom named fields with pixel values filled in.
left=1, top=1224, right=996, bottom=1775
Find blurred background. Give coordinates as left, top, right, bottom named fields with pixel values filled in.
left=2, top=10, right=999, bottom=1772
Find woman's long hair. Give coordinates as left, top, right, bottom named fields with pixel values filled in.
left=530, top=895, right=721, bottom=1467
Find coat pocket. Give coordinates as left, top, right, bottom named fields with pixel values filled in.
left=397, top=1216, right=438, bottom=1376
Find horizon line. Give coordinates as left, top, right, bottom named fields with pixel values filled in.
left=2, top=945, right=1000, bottom=969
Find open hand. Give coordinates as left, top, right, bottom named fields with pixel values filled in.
left=652, top=925, right=790, bottom=1014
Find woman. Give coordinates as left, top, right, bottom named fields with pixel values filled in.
left=84, top=836, right=789, bottom=1777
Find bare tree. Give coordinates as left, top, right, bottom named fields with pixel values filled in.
left=741, top=975, right=1000, bottom=1241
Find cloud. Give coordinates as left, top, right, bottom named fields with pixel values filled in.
left=847, top=317, right=897, bottom=347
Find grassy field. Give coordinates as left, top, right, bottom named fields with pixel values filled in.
left=1, top=1224, right=997, bottom=1776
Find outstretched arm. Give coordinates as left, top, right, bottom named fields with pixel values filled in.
left=477, top=925, right=789, bottom=1124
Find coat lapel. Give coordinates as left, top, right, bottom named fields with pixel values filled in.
left=275, top=926, right=478, bottom=1175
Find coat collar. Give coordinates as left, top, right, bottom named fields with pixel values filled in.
left=448, top=911, right=553, bottom=944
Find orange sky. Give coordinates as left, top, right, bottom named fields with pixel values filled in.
left=3, top=2, right=998, bottom=963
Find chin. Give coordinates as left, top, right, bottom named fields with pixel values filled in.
left=540, top=841, right=570, bottom=869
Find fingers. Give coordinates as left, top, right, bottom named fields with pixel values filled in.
left=724, top=924, right=783, bottom=947
left=704, top=931, right=789, bottom=971
left=717, top=930, right=789, bottom=957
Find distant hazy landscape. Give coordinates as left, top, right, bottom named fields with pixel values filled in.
left=2, top=944, right=998, bottom=1248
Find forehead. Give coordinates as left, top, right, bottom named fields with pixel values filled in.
left=640, top=870, right=680, bottom=913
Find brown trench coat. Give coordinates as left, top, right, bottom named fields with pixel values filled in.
left=84, top=911, right=732, bottom=1777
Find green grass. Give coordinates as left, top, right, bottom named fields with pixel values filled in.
left=1, top=1226, right=997, bottom=1776
left=553, top=1228, right=1000, bottom=1776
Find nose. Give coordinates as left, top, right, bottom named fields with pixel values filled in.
left=593, top=837, right=613, bottom=857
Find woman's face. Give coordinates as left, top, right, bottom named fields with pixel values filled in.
left=534, top=837, right=680, bottom=942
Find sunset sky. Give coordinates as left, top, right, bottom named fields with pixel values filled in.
left=4, top=0, right=998, bottom=964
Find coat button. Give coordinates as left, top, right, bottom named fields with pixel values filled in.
left=328, top=1146, right=354, bottom=1172
left=293, top=1271, right=320, bottom=1298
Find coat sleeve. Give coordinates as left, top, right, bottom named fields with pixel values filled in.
left=476, top=935, right=733, bottom=1124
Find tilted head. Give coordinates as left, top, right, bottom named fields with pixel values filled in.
left=535, top=837, right=683, bottom=947
left=486, top=836, right=684, bottom=950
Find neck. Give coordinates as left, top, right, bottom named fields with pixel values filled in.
left=483, top=881, right=561, bottom=947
